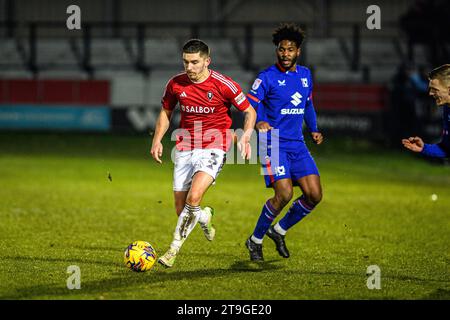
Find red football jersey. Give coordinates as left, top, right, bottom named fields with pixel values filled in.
left=162, top=70, right=250, bottom=151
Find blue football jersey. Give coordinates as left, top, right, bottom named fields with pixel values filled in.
left=443, top=106, right=450, bottom=152
left=247, top=64, right=318, bottom=149
left=422, top=105, right=450, bottom=158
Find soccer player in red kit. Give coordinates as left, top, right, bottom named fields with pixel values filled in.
left=151, top=39, right=256, bottom=268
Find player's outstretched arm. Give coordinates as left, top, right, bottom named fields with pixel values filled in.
left=238, top=107, right=257, bottom=160
left=402, top=136, right=424, bottom=153
left=403, top=136, right=448, bottom=158
left=151, top=108, right=172, bottom=163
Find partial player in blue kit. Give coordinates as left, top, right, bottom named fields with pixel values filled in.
left=245, top=23, right=324, bottom=261
left=402, top=64, right=450, bottom=158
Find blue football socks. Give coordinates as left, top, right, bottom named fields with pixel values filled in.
left=251, top=199, right=280, bottom=243
left=277, top=195, right=314, bottom=233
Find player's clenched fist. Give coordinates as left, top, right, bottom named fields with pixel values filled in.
left=256, top=121, right=273, bottom=133
left=151, top=141, right=163, bottom=163
left=402, top=136, right=424, bottom=153
left=311, top=132, right=323, bottom=145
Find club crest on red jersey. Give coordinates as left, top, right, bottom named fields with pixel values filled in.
left=207, top=91, right=214, bottom=101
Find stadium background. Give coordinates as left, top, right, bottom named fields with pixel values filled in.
left=0, top=0, right=449, bottom=300
left=1, top=0, right=448, bottom=140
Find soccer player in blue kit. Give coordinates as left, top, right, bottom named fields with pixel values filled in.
left=402, top=64, right=450, bottom=158
left=245, top=23, right=324, bottom=261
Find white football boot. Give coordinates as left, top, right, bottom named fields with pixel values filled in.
left=200, top=207, right=216, bottom=241
left=158, top=247, right=178, bottom=268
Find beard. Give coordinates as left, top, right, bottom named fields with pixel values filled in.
left=187, top=72, right=198, bottom=80
left=278, top=56, right=298, bottom=69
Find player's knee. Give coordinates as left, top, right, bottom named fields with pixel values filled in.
left=306, top=190, right=322, bottom=206
left=186, top=191, right=203, bottom=206
left=275, top=189, right=293, bottom=208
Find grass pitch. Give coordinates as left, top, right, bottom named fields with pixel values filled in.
left=0, top=132, right=449, bottom=300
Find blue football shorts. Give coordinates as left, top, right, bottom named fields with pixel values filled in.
left=261, top=142, right=319, bottom=188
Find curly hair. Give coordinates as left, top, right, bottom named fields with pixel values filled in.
left=272, top=23, right=306, bottom=47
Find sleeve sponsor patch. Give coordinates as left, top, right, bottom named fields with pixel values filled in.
left=251, top=78, right=262, bottom=90
left=234, top=92, right=246, bottom=105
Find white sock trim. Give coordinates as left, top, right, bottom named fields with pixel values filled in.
left=251, top=235, right=263, bottom=244
left=170, top=240, right=183, bottom=252
left=274, top=223, right=287, bottom=236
